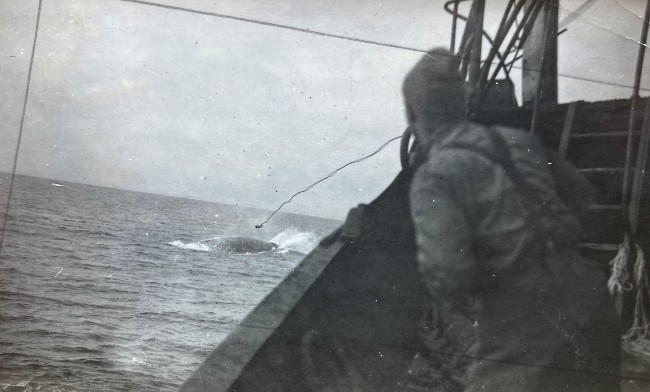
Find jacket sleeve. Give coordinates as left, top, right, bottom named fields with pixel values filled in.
left=409, top=153, right=477, bottom=304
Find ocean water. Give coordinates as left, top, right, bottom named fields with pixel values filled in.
left=0, top=175, right=340, bottom=391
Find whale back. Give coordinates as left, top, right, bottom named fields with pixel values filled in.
left=201, top=237, right=278, bottom=254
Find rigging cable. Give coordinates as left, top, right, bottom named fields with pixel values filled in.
left=0, top=0, right=43, bottom=256
left=613, top=0, right=647, bottom=21
left=443, top=0, right=513, bottom=79
left=558, top=0, right=597, bottom=30
left=118, top=0, right=650, bottom=94
left=254, top=135, right=403, bottom=228
left=551, top=1, right=648, bottom=48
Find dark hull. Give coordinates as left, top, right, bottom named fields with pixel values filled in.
left=180, top=171, right=426, bottom=391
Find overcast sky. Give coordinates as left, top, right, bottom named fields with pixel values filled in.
left=1, top=0, right=649, bottom=219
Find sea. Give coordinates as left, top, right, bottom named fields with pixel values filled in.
left=0, top=175, right=341, bottom=392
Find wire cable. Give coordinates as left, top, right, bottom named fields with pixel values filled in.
left=255, top=135, right=402, bottom=228
left=118, top=0, right=650, bottom=93
left=120, top=0, right=424, bottom=53
left=0, top=0, right=43, bottom=256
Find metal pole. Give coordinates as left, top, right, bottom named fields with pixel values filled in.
left=622, top=0, right=650, bottom=212
left=451, top=0, right=459, bottom=52
left=620, top=0, right=650, bottom=334
left=468, top=0, right=486, bottom=88
left=630, top=101, right=650, bottom=233
left=530, top=0, right=556, bottom=134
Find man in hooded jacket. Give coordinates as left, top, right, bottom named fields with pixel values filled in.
left=403, top=48, right=621, bottom=391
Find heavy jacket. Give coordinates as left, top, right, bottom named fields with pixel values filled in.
left=408, top=121, right=621, bottom=391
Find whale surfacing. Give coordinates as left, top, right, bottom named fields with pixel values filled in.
left=202, top=237, right=278, bottom=254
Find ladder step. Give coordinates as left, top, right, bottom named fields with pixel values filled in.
left=578, top=243, right=621, bottom=251
left=579, top=167, right=626, bottom=173
left=588, top=204, right=622, bottom=211
left=570, top=131, right=641, bottom=139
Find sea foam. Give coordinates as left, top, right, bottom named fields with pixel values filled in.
left=269, top=228, right=320, bottom=254
left=167, top=240, right=211, bottom=252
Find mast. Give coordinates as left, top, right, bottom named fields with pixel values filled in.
left=522, top=0, right=558, bottom=106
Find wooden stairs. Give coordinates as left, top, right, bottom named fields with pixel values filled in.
left=475, top=98, right=650, bottom=270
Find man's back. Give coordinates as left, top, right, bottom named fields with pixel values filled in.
left=409, top=121, right=621, bottom=391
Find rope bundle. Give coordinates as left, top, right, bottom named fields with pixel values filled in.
left=610, top=235, right=650, bottom=355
